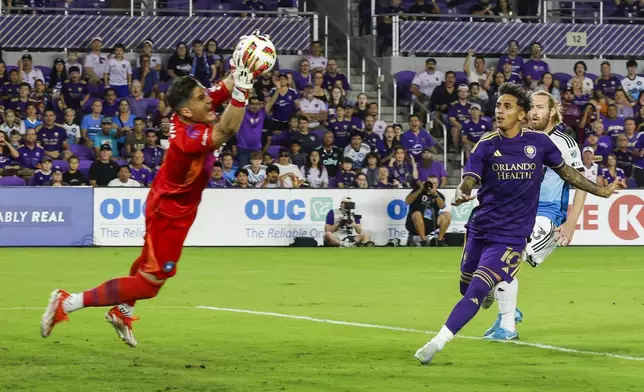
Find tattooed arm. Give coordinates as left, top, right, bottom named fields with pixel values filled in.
left=452, top=175, right=478, bottom=206
left=553, top=164, right=619, bottom=198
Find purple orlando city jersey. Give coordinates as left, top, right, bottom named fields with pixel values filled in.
left=595, top=77, right=621, bottom=99
left=269, top=88, right=299, bottom=123
left=400, top=129, right=435, bottom=159
left=448, top=102, right=471, bottom=123
left=496, top=55, right=524, bottom=74
left=601, top=116, right=625, bottom=139
left=130, top=165, right=153, bottom=186
left=463, top=130, right=564, bottom=243
left=38, top=126, right=66, bottom=152
left=461, top=117, right=493, bottom=143
left=522, top=60, right=549, bottom=82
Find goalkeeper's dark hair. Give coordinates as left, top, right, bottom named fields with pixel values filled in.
left=166, top=76, right=201, bottom=112
left=498, top=83, right=532, bottom=113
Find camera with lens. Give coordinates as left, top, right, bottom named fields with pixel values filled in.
left=423, top=180, right=434, bottom=191
left=340, top=201, right=362, bottom=232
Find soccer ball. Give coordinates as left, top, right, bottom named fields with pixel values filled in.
left=235, top=31, right=277, bottom=78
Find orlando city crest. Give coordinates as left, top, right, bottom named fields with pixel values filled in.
left=524, top=145, right=536, bottom=159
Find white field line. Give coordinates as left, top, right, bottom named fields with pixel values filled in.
left=6, top=306, right=643, bottom=362
left=197, top=305, right=644, bottom=362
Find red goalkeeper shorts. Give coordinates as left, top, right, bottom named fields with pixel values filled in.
left=137, top=212, right=197, bottom=280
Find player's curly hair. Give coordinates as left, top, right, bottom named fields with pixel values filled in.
left=498, top=83, right=532, bottom=113
left=166, top=76, right=201, bottom=113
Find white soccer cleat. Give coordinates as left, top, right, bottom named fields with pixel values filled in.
left=40, top=289, right=71, bottom=338
left=414, top=341, right=440, bottom=365
left=105, top=306, right=139, bottom=348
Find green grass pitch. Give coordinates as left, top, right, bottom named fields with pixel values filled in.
left=1, top=247, right=643, bottom=392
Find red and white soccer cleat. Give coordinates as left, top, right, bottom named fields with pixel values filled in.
left=105, top=306, right=139, bottom=348
left=40, top=289, right=71, bottom=338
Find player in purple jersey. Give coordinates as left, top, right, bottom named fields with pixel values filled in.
left=414, top=83, right=620, bottom=365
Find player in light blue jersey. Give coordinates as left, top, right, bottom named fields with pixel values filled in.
left=483, top=91, right=589, bottom=340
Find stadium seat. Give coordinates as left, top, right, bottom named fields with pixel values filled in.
left=78, top=160, right=93, bottom=177
left=626, top=178, right=637, bottom=189
left=115, top=158, right=128, bottom=166
left=267, top=145, right=282, bottom=158
left=88, top=83, right=105, bottom=98
left=69, top=144, right=94, bottom=161
left=0, top=176, right=26, bottom=186
left=394, top=70, right=416, bottom=103
left=585, top=73, right=598, bottom=81
left=312, top=129, right=326, bottom=141
left=328, top=177, right=336, bottom=188
left=454, top=71, right=467, bottom=85
left=52, top=159, right=69, bottom=172
left=6, top=65, right=18, bottom=73
left=36, top=66, right=51, bottom=79
left=553, top=72, right=572, bottom=88
left=157, top=82, right=169, bottom=93
left=613, top=74, right=624, bottom=80
left=280, top=68, right=296, bottom=77
left=146, top=98, right=159, bottom=114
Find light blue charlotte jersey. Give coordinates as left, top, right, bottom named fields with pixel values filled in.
left=538, top=128, right=583, bottom=226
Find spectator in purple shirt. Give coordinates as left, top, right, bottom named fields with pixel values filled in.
left=17, top=128, right=46, bottom=178
left=102, top=88, right=120, bottom=118
left=336, top=157, right=356, bottom=188
left=501, top=62, right=523, bottom=85
left=461, top=103, right=493, bottom=160
left=29, top=156, right=54, bottom=186
left=360, top=115, right=381, bottom=152
left=376, top=125, right=399, bottom=164
left=126, top=81, right=148, bottom=119
left=594, top=61, right=622, bottom=101
left=388, top=146, right=418, bottom=188
left=7, top=83, right=35, bottom=119
left=61, top=66, right=89, bottom=111
left=496, top=40, right=524, bottom=75
left=0, top=130, right=20, bottom=176
left=448, top=85, right=472, bottom=150
left=38, top=109, right=68, bottom=159
left=294, top=59, right=312, bottom=92
left=416, top=148, right=448, bottom=186
left=142, top=129, right=164, bottom=171
left=129, top=150, right=153, bottom=187
left=522, top=42, right=549, bottom=88
left=598, top=154, right=627, bottom=188
left=209, top=162, right=232, bottom=188
left=237, top=96, right=266, bottom=167
left=2, top=69, right=21, bottom=101
left=266, top=73, right=300, bottom=132
left=602, top=104, right=626, bottom=140
left=322, top=59, right=350, bottom=92
left=613, top=133, right=635, bottom=178
left=401, top=114, right=436, bottom=160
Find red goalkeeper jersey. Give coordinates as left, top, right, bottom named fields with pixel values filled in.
left=146, top=82, right=231, bottom=218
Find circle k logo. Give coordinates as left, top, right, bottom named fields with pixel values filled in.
left=608, top=195, right=644, bottom=241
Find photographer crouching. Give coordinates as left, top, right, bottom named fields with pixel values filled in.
left=405, top=176, right=452, bottom=247
left=324, top=197, right=374, bottom=247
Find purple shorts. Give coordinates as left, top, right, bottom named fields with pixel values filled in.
left=460, top=231, right=526, bottom=289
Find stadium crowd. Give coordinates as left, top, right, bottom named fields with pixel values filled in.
left=0, top=34, right=450, bottom=189
left=403, top=40, right=644, bottom=188
left=0, top=25, right=643, bottom=189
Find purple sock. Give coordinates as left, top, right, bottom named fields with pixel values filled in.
left=445, top=276, right=493, bottom=335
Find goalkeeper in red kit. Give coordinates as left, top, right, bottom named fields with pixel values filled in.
left=40, top=36, right=264, bottom=347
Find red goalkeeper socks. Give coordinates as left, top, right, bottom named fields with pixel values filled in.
left=82, top=273, right=162, bottom=308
